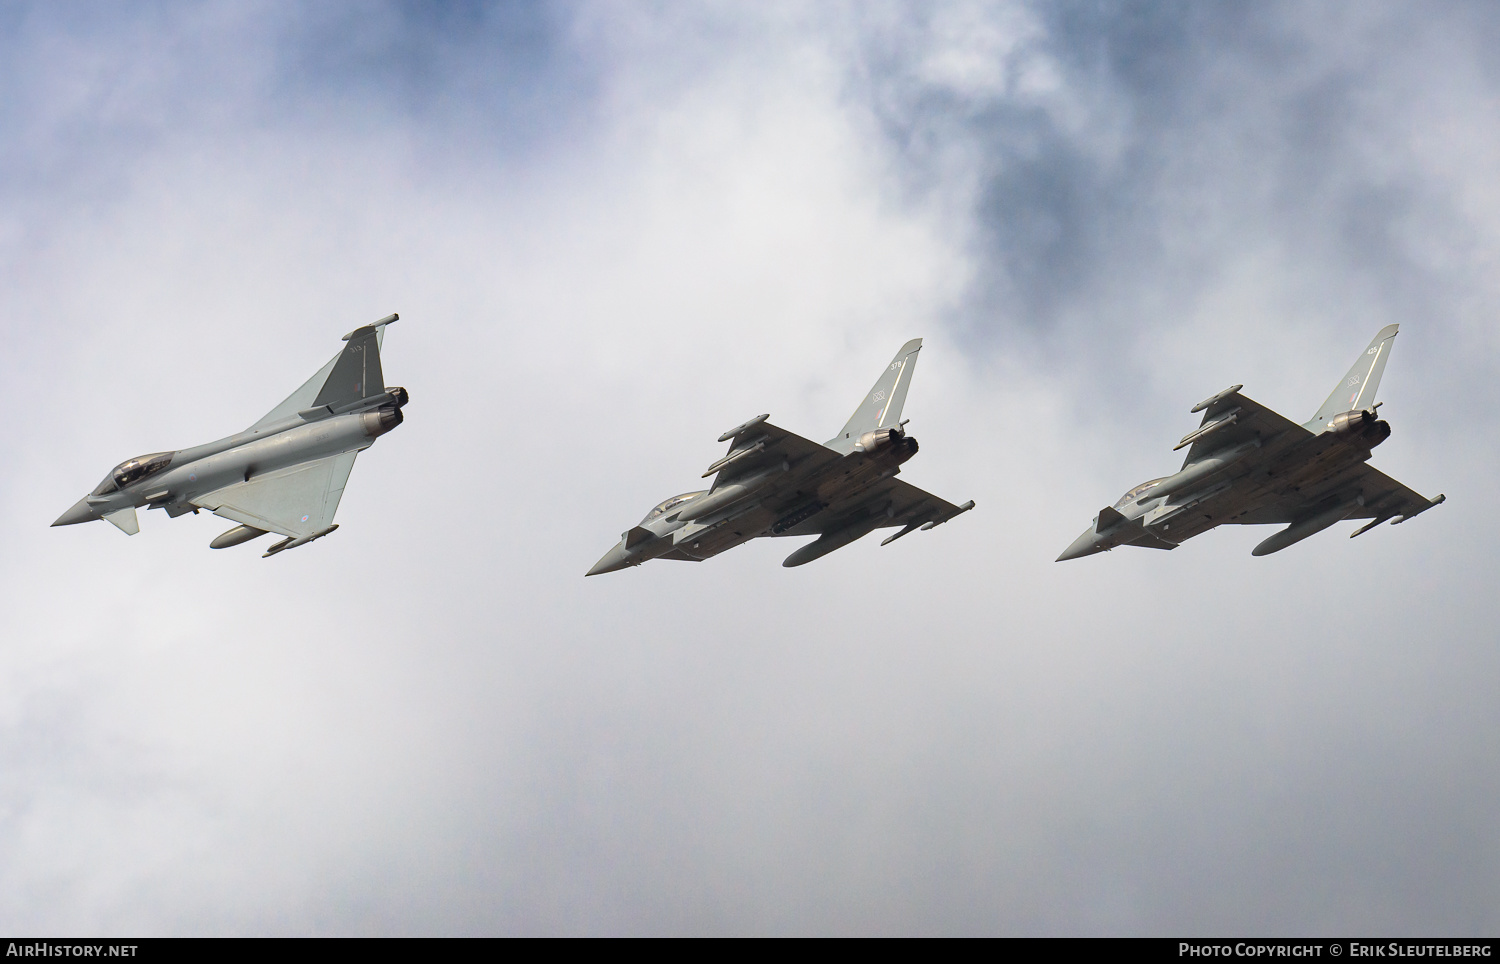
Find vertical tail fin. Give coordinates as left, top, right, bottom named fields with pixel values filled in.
left=312, top=321, right=389, bottom=409
left=825, top=339, right=923, bottom=453
left=247, top=314, right=397, bottom=430
left=1305, top=324, right=1399, bottom=431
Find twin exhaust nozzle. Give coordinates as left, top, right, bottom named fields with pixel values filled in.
left=853, top=425, right=904, bottom=454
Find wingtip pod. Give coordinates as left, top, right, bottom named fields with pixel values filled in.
left=718, top=414, right=770, bottom=443
left=1191, top=385, right=1243, bottom=414
left=880, top=499, right=975, bottom=547
left=1388, top=493, right=1446, bottom=526
left=919, top=499, right=975, bottom=531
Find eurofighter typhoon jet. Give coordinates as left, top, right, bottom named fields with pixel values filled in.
left=52, top=314, right=408, bottom=557
left=1058, top=325, right=1444, bottom=561
left=587, top=339, right=974, bottom=575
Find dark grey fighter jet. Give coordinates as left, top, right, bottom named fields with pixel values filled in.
left=588, top=339, right=974, bottom=575
left=1058, top=324, right=1444, bottom=561
left=52, top=314, right=408, bottom=557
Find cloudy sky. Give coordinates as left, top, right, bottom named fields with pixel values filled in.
left=2, top=0, right=1497, bottom=935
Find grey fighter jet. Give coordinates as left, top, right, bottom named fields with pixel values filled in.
left=1058, top=324, right=1444, bottom=561
left=588, top=339, right=974, bottom=575
left=52, top=314, right=408, bottom=557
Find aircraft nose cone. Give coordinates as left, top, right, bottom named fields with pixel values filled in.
left=52, top=497, right=95, bottom=527
left=1056, top=526, right=1105, bottom=562
left=586, top=544, right=631, bottom=577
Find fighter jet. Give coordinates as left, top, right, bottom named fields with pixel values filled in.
left=1058, top=324, right=1444, bottom=561
left=52, top=314, right=408, bottom=557
left=587, top=339, right=974, bottom=575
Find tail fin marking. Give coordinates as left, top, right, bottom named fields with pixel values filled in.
left=312, top=327, right=385, bottom=410
left=1306, top=324, right=1399, bottom=430
left=825, top=338, right=923, bottom=453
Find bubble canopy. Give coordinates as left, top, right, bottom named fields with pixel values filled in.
left=1114, top=478, right=1166, bottom=509
left=641, top=491, right=705, bottom=525
left=92, top=452, right=174, bottom=496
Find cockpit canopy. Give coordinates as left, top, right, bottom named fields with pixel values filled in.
left=91, top=452, right=175, bottom=496
left=1114, top=478, right=1166, bottom=509
left=641, top=491, right=706, bottom=525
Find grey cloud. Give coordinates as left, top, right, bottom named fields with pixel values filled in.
left=848, top=3, right=1500, bottom=391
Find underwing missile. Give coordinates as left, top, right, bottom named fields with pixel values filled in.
left=1174, top=408, right=1241, bottom=451
left=880, top=521, right=925, bottom=546
left=262, top=525, right=339, bottom=557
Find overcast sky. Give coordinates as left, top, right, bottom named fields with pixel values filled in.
left=2, top=1, right=1497, bottom=935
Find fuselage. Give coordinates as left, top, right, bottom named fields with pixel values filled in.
left=1058, top=414, right=1389, bottom=560
left=54, top=404, right=403, bottom=527
left=587, top=431, right=919, bottom=575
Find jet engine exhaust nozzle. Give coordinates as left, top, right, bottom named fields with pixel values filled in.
left=854, top=426, right=903, bottom=454
left=361, top=405, right=404, bottom=438
left=1328, top=410, right=1390, bottom=447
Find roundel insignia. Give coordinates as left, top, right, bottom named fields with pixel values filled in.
left=301, top=515, right=310, bottom=523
